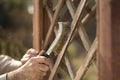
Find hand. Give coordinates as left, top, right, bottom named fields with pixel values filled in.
left=21, top=48, right=38, bottom=64
left=8, top=56, right=50, bottom=80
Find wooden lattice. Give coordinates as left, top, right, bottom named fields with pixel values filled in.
left=33, top=0, right=97, bottom=80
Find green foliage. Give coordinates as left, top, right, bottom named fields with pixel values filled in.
left=0, top=38, right=28, bottom=60
left=7, top=0, right=26, bottom=10
left=0, top=0, right=28, bottom=29
left=0, top=0, right=32, bottom=59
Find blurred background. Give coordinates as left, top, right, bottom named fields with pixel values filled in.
left=0, top=0, right=97, bottom=80
left=0, top=0, right=33, bottom=59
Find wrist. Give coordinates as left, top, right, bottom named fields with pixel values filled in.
left=7, top=69, right=23, bottom=80
left=0, top=74, right=7, bottom=80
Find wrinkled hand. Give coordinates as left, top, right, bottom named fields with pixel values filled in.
left=8, top=55, right=50, bottom=80
left=21, top=48, right=39, bottom=64
left=20, top=56, right=50, bottom=80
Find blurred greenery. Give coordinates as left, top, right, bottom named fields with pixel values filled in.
left=0, top=0, right=32, bottom=60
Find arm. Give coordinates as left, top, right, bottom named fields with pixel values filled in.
left=0, top=55, right=22, bottom=75
left=0, top=49, right=50, bottom=80
left=0, top=56, right=50, bottom=80
left=0, top=48, right=37, bottom=75
left=7, top=56, right=50, bottom=80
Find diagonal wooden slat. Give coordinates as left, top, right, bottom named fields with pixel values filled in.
left=44, top=0, right=96, bottom=77
left=45, top=5, right=53, bottom=23
left=32, top=0, right=97, bottom=80
left=66, top=0, right=76, bottom=18
left=66, top=0, right=97, bottom=78
left=77, top=25, right=91, bottom=51
left=45, top=3, right=76, bottom=80
left=66, top=0, right=97, bottom=71
left=45, top=1, right=75, bottom=80
left=64, top=52, right=76, bottom=80
left=44, top=0, right=65, bottom=50
left=44, top=0, right=97, bottom=80
left=66, top=0, right=96, bottom=51
left=74, top=38, right=97, bottom=80
left=81, top=5, right=96, bottom=26
left=48, top=0, right=88, bottom=80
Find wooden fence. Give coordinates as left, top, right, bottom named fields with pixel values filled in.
left=33, top=0, right=97, bottom=80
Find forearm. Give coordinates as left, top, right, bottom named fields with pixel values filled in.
left=7, top=69, right=25, bottom=80
left=0, top=55, right=22, bottom=75
left=0, top=74, right=7, bottom=80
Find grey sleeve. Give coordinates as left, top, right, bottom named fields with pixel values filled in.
left=0, top=74, right=7, bottom=80
left=0, top=55, right=22, bottom=75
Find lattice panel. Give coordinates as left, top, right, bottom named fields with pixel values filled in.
left=33, top=0, right=97, bottom=80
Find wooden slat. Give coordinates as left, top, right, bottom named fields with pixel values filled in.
left=45, top=6, right=53, bottom=23
left=33, top=0, right=43, bottom=51
left=59, top=0, right=80, bottom=21
left=66, top=0, right=97, bottom=76
left=45, top=5, right=76, bottom=80
left=77, top=25, right=91, bottom=51
left=74, top=38, right=97, bottom=80
left=44, top=0, right=96, bottom=80
left=48, top=0, right=88, bottom=79
left=44, top=0, right=65, bottom=50
left=43, top=0, right=53, bottom=45
left=66, top=0, right=96, bottom=51
left=65, top=53, right=76, bottom=80
left=81, top=5, right=96, bottom=26
left=66, top=0, right=76, bottom=18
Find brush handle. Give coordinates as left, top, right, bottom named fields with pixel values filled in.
left=42, top=53, right=50, bottom=58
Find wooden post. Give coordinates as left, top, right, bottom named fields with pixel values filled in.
left=97, top=0, right=120, bottom=80
left=33, top=0, right=43, bottom=51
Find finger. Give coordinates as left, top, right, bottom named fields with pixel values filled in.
left=31, top=56, right=51, bottom=66
left=38, top=71, right=47, bottom=79
left=21, top=54, right=30, bottom=64
left=38, top=64, right=50, bottom=72
left=21, top=49, right=38, bottom=64
left=26, top=48, right=38, bottom=56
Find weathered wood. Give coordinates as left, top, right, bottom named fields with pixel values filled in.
left=43, top=0, right=54, bottom=47
left=81, top=5, right=96, bottom=26
left=74, top=38, right=97, bottom=80
left=97, top=0, right=120, bottom=80
left=44, top=0, right=65, bottom=50
left=66, top=0, right=97, bottom=71
left=66, top=0, right=95, bottom=51
left=33, top=0, right=43, bottom=51
left=67, top=0, right=97, bottom=72
left=66, top=0, right=76, bottom=18
left=78, top=25, right=91, bottom=51
left=45, top=4, right=76, bottom=80
left=48, top=0, right=87, bottom=79
left=65, top=53, right=76, bottom=80
left=59, top=0, right=80, bottom=21
left=45, top=6, right=53, bottom=23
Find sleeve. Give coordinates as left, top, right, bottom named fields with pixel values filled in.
left=0, top=74, right=7, bottom=80
left=0, top=55, right=22, bottom=75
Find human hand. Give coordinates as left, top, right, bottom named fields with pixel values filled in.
left=8, top=55, right=50, bottom=80
left=21, top=48, right=38, bottom=64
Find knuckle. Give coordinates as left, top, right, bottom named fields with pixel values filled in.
left=27, top=48, right=36, bottom=54
left=42, top=58, right=46, bottom=62
left=29, top=57, right=36, bottom=62
left=27, top=48, right=33, bottom=52
left=44, top=66, right=49, bottom=71
left=42, top=72, right=47, bottom=76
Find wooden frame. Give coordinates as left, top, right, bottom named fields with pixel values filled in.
left=33, top=0, right=97, bottom=80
